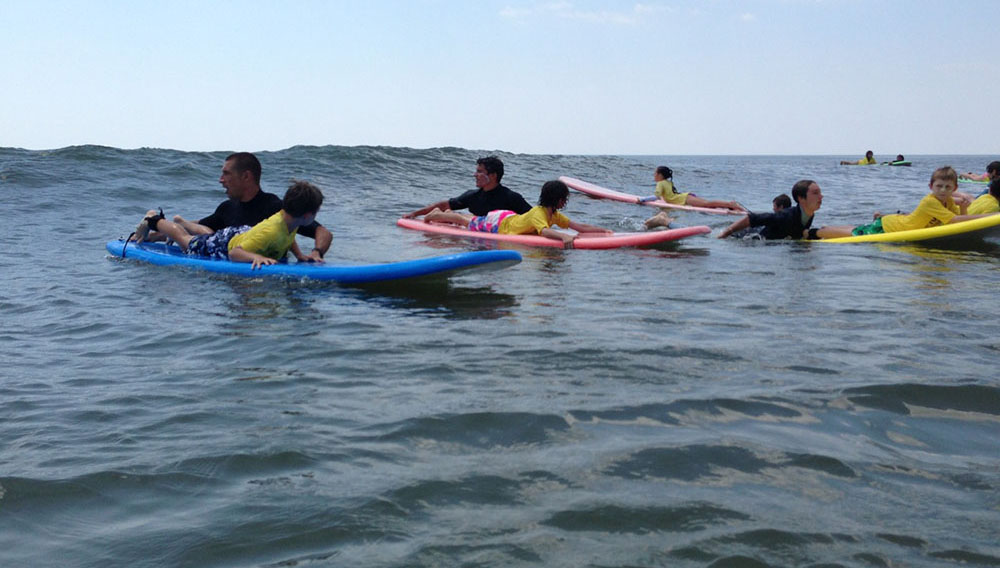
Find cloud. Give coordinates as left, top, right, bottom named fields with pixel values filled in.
left=740, top=12, right=756, bottom=22
left=500, top=2, right=671, bottom=25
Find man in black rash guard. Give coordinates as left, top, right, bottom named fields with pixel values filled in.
left=717, top=180, right=824, bottom=240
left=172, top=152, right=332, bottom=261
left=402, top=156, right=532, bottom=218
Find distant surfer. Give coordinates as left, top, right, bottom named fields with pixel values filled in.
left=643, top=166, right=746, bottom=228
left=840, top=150, right=876, bottom=165
left=717, top=180, right=823, bottom=240
left=402, top=156, right=531, bottom=219
left=148, top=152, right=332, bottom=261
left=811, top=166, right=995, bottom=239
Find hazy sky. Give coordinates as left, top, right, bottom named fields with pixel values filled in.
left=3, top=1, right=997, bottom=155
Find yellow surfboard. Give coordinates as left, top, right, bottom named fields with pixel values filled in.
left=821, top=214, right=1000, bottom=244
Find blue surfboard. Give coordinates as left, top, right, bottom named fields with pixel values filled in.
left=106, top=239, right=521, bottom=283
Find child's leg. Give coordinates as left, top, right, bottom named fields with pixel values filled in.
left=140, top=210, right=197, bottom=249
left=686, top=195, right=745, bottom=212
left=813, top=225, right=857, bottom=239
left=424, top=208, right=475, bottom=227
left=172, top=215, right=214, bottom=236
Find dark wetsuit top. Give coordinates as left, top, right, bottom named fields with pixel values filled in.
left=746, top=205, right=814, bottom=240
left=448, top=184, right=532, bottom=216
left=199, top=190, right=321, bottom=239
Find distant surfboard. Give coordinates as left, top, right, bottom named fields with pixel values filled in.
left=397, top=218, right=710, bottom=249
left=106, top=239, right=521, bottom=283
left=819, top=214, right=1000, bottom=245
left=559, top=176, right=744, bottom=216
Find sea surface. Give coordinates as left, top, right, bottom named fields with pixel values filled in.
left=1, top=145, right=998, bottom=568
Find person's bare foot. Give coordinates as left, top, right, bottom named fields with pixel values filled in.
left=644, top=211, right=674, bottom=229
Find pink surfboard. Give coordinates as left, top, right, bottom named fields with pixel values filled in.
left=397, top=218, right=710, bottom=249
left=559, top=176, right=744, bottom=216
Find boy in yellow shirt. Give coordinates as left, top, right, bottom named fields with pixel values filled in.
left=134, top=180, right=324, bottom=269
left=840, top=150, right=877, bottom=165
left=967, top=179, right=1000, bottom=215
left=813, top=167, right=994, bottom=238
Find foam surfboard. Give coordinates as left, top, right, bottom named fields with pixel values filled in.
left=106, top=239, right=521, bottom=283
left=819, top=214, right=1000, bottom=244
left=558, top=176, right=744, bottom=216
left=958, top=178, right=989, bottom=185
left=397, top=218, right=710, bottom=249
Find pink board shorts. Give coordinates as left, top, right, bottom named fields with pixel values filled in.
left=468, top=210, right=516, bottom=233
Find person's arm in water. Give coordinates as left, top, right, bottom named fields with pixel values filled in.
left=959, top=172, right=988, bottom=181
left=568, top=220, right=612, bottom=234
left=717, top=215, right=750, bottom=238
left=403, top=200, right=451, bottom=219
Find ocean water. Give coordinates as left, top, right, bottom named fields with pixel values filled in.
left=1, top=145, right=998, bottom=568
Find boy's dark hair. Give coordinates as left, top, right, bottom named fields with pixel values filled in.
left=225, top=152, right=262, bottom=184
left=987, top=161, right=1000, bottom=175
left=791, top=180, right=815, bottom=205
left=990, top=178, right=1000, bottom=200
left=772, top=193, right=792, bottom=209
left=538, top=180, right=569, bottom=209
left=283, top=180, right=324, bottom=218
left=655, top=166, right=673, bottom=179
left=477, top=156, right=504, bottom=182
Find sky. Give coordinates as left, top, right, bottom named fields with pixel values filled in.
left=2, top=0, right=998, bottom=155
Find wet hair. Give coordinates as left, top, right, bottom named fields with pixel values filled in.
left=791, top=180, right=815, bottom=204
left=930, top=166, right=958, bottom=185
left=538, top=180, right=569, bottom=209
left=477, top=156, right=504, bottom=182
left=895, top=155, right=905, bottom=162
left=225, top=152, right=262, bottom=184
left=865, top=150, right=874, bottom=158
left=986, top=161, right=1000, bottom=176
left=989, top=177, right=1000, bottom=199
left=655, top=166, right=673, bottom=179
left=283, top=180, right=324, bottom=218
left=772, top=193, right=792, bottom=210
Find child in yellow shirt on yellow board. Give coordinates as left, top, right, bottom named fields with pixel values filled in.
left=813, top=167, right=994, bottom=238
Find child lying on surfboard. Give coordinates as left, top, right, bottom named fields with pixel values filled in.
left=811, top=166, right=995, bottom=239
left=132, top=181, right=324, bottom=269
left=423, top=179, right=611, bottom=248
left=643, top=166, right=745, bottom=228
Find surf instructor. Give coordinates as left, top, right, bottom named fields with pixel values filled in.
left=403, top=156, right=531, bottom=218
left=172, top=152, right=332, bottom=261
left=717, top=180, right=823, bottom=240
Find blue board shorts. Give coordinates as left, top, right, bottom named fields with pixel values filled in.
left=187, top=225, right=251, bottom=259
left=468, top=210, right=516, bottom=233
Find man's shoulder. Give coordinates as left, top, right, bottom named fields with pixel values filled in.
left=248, top=190, right=282, bottom=205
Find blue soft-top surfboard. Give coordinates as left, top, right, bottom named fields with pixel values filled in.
left=106, top=239, right=521, bottom=283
